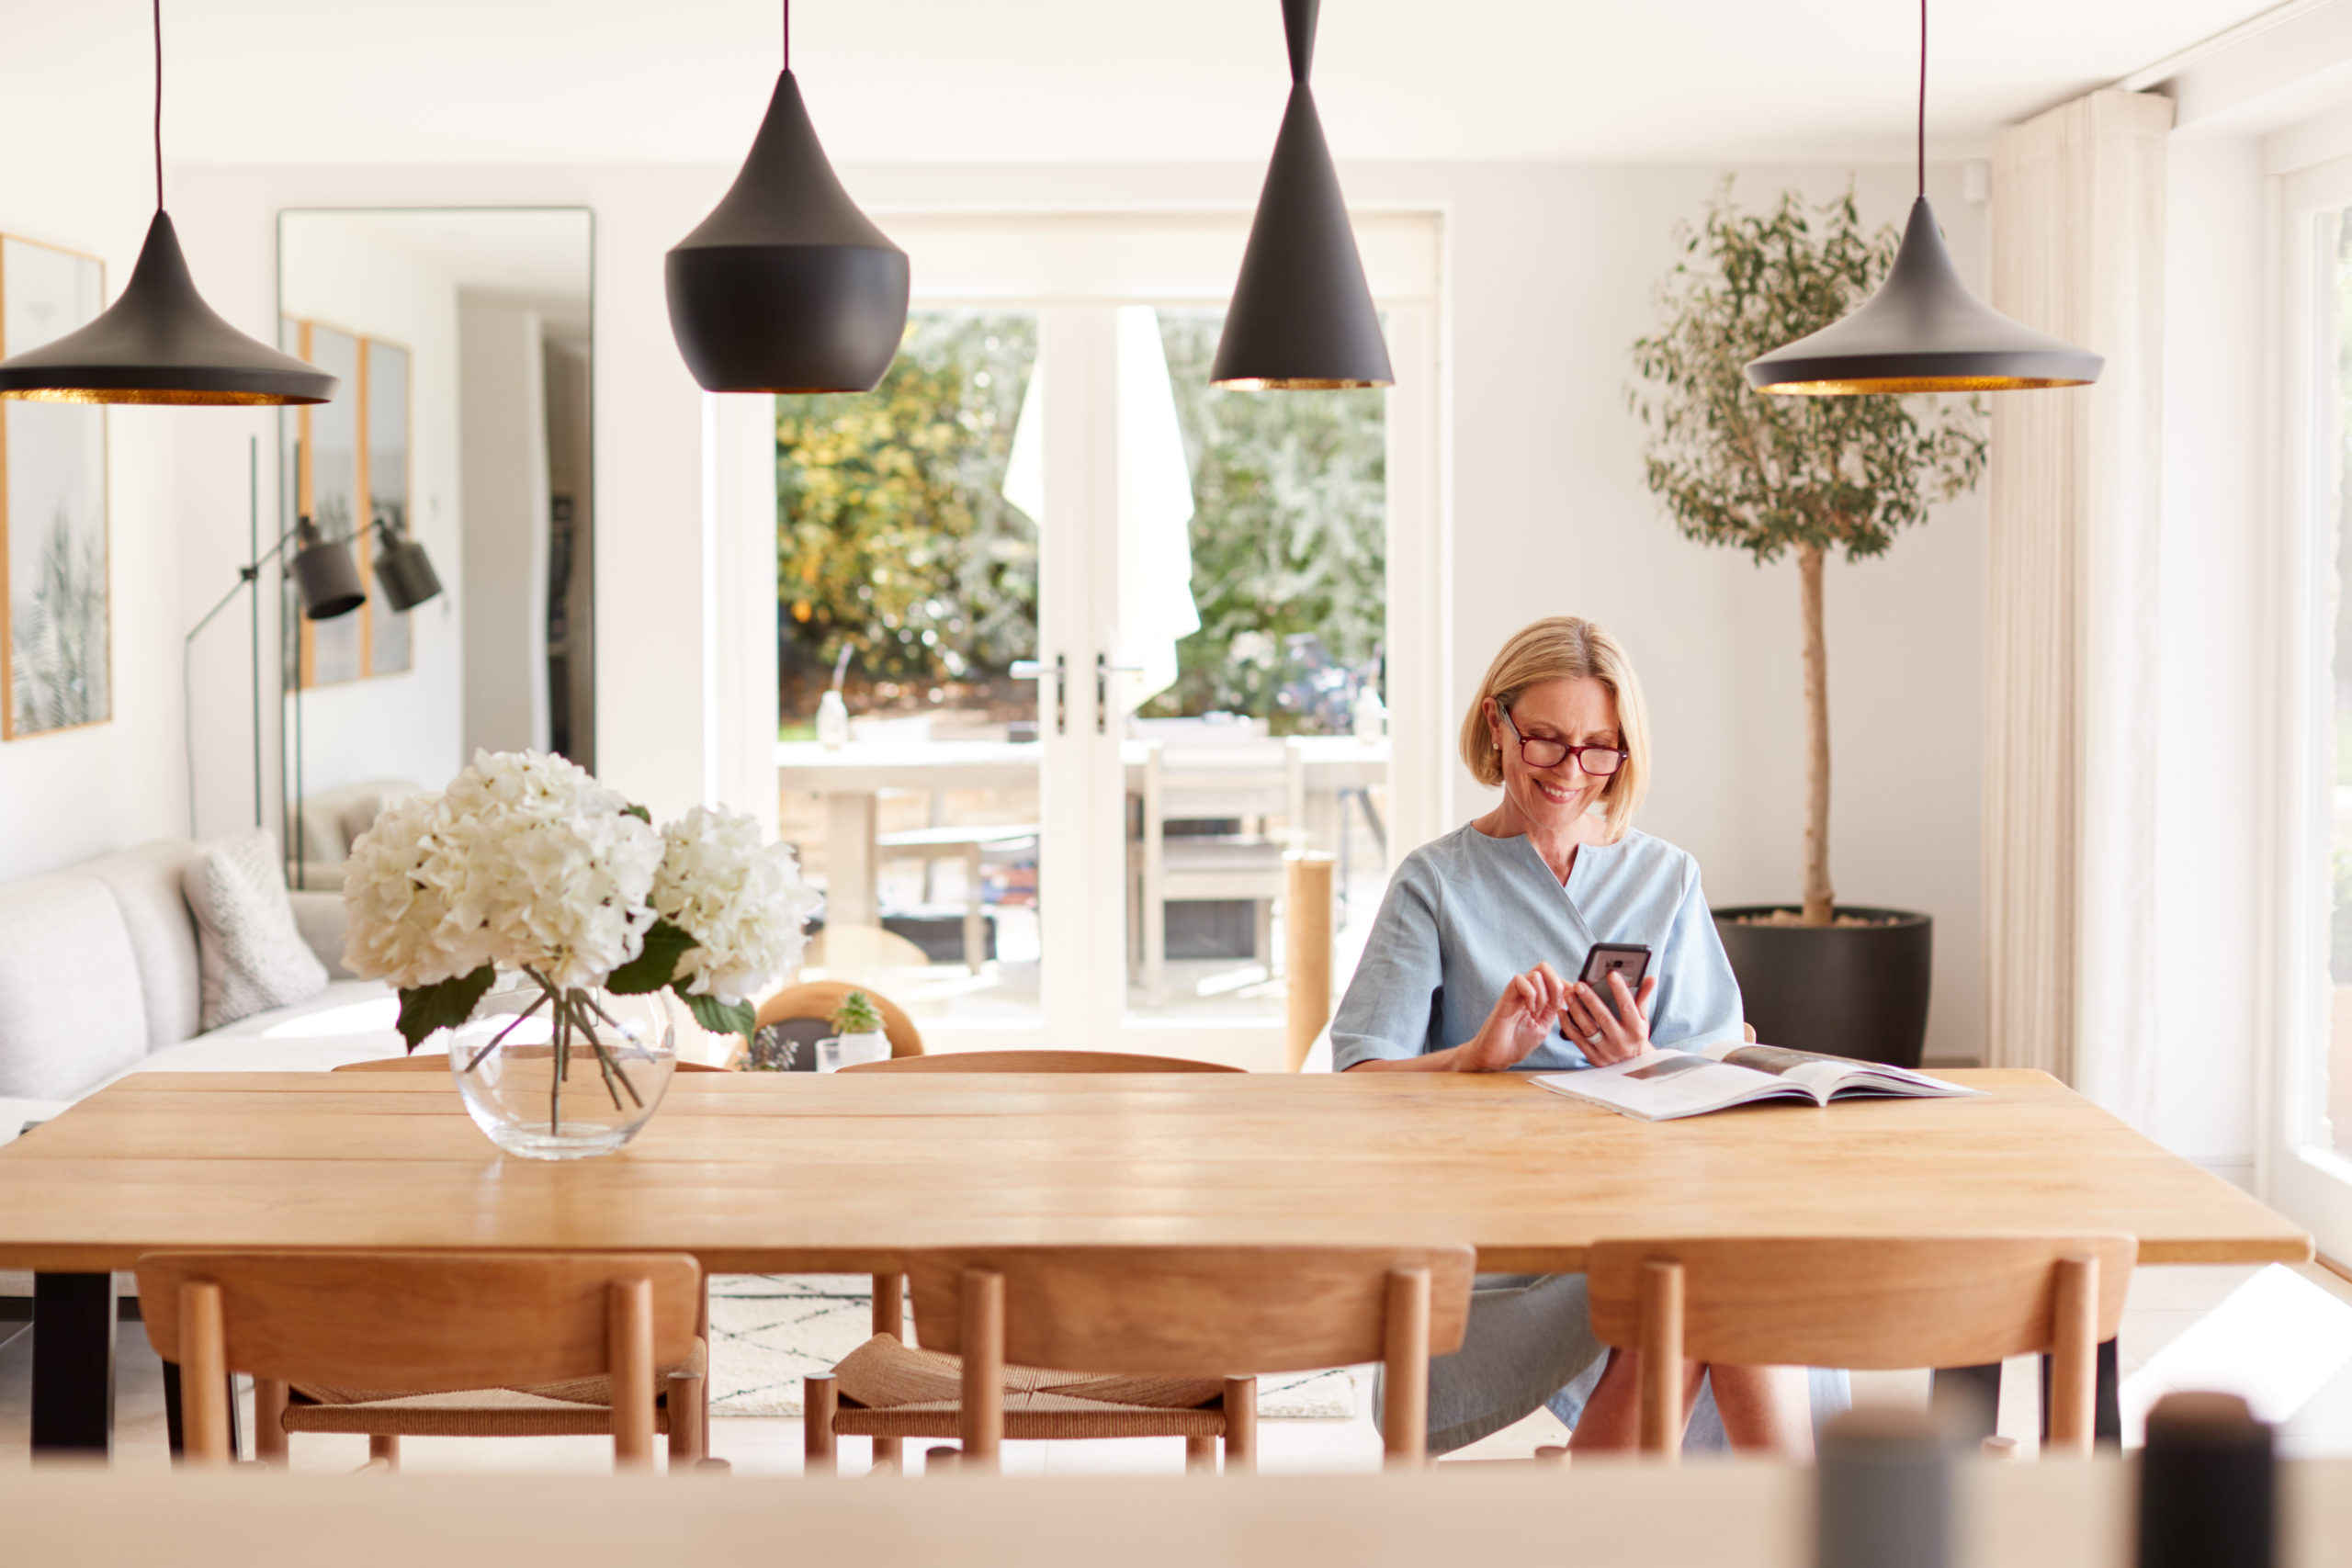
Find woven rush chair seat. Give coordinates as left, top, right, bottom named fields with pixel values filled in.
left=285, top=1337, right=707, bottom=1438
left=828, top=1333, right=1227, bottom=1440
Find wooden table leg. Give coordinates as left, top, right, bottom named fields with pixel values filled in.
left=31, top=1272, right=112, bottom=1456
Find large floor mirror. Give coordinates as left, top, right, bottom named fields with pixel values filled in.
left=275, top=207, right=593, bottom=886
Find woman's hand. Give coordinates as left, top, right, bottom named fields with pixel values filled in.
left=1453, top=964, right=1572, bottom=1072
left=1562, top=973, right=1657, bottom=1066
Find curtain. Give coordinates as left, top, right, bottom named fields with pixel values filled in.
left=1984, top=89, right=2173, bottom=1125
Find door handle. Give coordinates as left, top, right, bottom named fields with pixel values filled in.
left=1095, top=653, right=1145, bottom=735
left=1011, top=654, right=1068, bottom=735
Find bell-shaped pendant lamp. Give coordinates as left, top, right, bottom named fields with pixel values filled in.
left=0, top=2, right=334, bottom=406
left=1745, top=0, right=2101, bottom=396
left=1211, top=0, right=1393, bottom=389
left=665, top=3, right=910, bottom=394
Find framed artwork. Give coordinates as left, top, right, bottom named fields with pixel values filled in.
left=293, top=322, right=364, bottom=686
left=363, top=338, right=412, bottom=676
left=0, top=234, right=109, bottom=739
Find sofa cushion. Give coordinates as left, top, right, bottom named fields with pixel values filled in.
left=123, top=980, right=406, bottom=1075
left=184, top=830, right=330, bottom=1032
left=77, top=840, right=205, bottom=1049
left=0, top=874, right=150, bottom=1100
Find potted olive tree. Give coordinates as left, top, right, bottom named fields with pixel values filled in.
left=1630, top=186, right=1985, bottom=1066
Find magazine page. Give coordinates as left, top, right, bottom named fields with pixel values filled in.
left=1695, top=1041, right=1982, bottom=1100
left=1529, top=1050, right=1816, bottom=1122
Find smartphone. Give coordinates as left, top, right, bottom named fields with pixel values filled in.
left=1577, top=942, right=1653, bottom=1024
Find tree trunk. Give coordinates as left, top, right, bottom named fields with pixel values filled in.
left=1798, top=543, right=1834, bottom=927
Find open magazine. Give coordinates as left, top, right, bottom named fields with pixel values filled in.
left=1529, top=1041, right=1983, bottom=1122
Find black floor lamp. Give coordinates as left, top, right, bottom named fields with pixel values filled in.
left=183, top=434, right=439, bottom=871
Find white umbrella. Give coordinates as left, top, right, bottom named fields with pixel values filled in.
left=1001, top=308, right=1199, bottom=713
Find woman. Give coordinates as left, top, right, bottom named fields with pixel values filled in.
left=1333, top=615, right=1821, bottom=1456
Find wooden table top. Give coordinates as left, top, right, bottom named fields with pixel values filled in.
left=10, top=1457, right=2352, bottom=1568
left=0, top=1068, right=2309, bottom=1275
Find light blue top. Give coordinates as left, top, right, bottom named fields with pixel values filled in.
left=1330, top=823, right=1745, bottom=1073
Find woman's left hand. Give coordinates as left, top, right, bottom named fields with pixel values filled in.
left=1563, top=973, right=1657, bottom=1066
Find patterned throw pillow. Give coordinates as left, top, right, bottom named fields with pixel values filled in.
left=183, top=829, right=330, bottom=1032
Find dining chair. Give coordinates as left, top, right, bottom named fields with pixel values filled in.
left=851, top=1244, right=1472, bottom=1475
left=1132, top=736, right=1306, bottom=1003
left=1584, top=1234, right=2136, bottom=1461
left=806, top=1048, right=1242, bottom=1472
left=840, top=1049, right=1241, bottom=1075
left=135, top=1249, right=707, bottom=1472
left=752, top=979, right=924, bottom=1069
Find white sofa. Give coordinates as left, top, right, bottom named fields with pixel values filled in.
left=0, top=839, right=409, bottom=1144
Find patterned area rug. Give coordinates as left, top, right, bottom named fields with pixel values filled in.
left=707, top=1275, right=1356, bottom=1420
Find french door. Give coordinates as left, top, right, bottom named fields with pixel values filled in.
left=777, top=214, right=1441, bottom=1067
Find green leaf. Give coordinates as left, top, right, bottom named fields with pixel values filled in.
left=395, top=965, right=497, bottom=1052
left=678, top=987, right=755, bottom=1043
left=607, top=918, right=695, bottom=995
left=621, top=802, right=651, bottom=824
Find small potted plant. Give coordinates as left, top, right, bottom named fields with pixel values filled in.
left=1630, top=186, right=1986, bottom=1066
left=825, top=989, right=888, bottom=1071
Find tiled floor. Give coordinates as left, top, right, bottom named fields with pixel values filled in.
left=6, top=1261, right=2349, bottom=1474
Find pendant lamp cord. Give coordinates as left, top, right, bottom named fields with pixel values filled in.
left=781, top=0, right=790, bottom=72
left=1916, top=0, right=1927, bottom=199
left=153, top=0, right=164, bottom=210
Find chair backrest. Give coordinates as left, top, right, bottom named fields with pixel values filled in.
left=1587, top=1235, right=2135, bottom=1457
left=757, top=980, right=923, bottom=1059
left=1143, top=739, right=1305, bottom=827
left=841, top=1048, right=1241, bottom=1075
left=334, top=1054, right=729, bottom=1073
left=136, top=1250, right=701, bottom=1466
left=909, top=1244, right=1472, bottom=1468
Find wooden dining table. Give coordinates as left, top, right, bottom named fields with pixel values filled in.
left=0, top=1066, right=2312, bottom=1456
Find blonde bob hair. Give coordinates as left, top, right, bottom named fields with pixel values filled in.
left=1459, top=616, right=1651, bottom=840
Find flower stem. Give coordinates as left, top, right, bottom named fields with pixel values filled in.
left=464, top=989, right=548, bottom=1075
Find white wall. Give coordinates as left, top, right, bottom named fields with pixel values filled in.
left=276, top=218, right=468, bottom=809
left=0, top=45, right=190, bottom=878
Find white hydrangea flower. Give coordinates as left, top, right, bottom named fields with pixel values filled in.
left=445, top=750, right=663, bottom=990
left=652, top=805, right=824, bottom=1003
left=341, top=789, right=489, bottom=989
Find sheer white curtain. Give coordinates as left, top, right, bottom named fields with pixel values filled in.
left=1984, top=89, right=2173, bottom=1125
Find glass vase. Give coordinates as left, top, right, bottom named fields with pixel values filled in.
left=445, top=973, right=681, bottom=1160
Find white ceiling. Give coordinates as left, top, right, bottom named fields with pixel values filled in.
left=0, top=0, right=2298, bottom=167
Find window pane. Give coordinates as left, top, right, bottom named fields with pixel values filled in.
left=775, top=312, right=1044, bottom=1033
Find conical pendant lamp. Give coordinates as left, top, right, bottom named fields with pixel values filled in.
left=1211, top=0, right=1393, bottom=389
left=666, top=2, right=910, bottom=394
left=0, top=1, right=334, bottom=406
left=1745, top=0, right=2100, bottom=396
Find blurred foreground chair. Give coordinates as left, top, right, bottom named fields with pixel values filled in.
left=136, top=1250, right=707, bottom=1471
left=1586, top=1235, right=2135, bottom=1461
left=869, top=1244, right=1473, bottom=1474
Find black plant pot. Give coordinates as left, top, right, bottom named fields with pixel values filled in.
left=1711, top=906, right=1933, bottom=1068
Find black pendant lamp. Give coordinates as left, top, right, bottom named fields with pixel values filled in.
left=665, top=2, right=910, bottom=394
left=0, top=1, right=335, bottom=406
left=1745, top=0, right=2101, bottom=396
left=1211, top=0, right=1393, bottom=389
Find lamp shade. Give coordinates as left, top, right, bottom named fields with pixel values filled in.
left=665, top=71, right=910, bottom=394
left=0, top=213, right=337, bottom=405
left=289, top=519, right=365, bottom=621
left=1745, top=197, right=2103, bottom=396
left=372, top=528, right=442, bottom=614
left=1211, top=0, right=1392, bottom=389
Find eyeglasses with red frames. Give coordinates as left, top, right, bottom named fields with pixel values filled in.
left=1501, top=707, right=1627, bottom=777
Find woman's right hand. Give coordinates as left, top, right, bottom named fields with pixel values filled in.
left=1452, top=963, right=1571, bottom=1072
